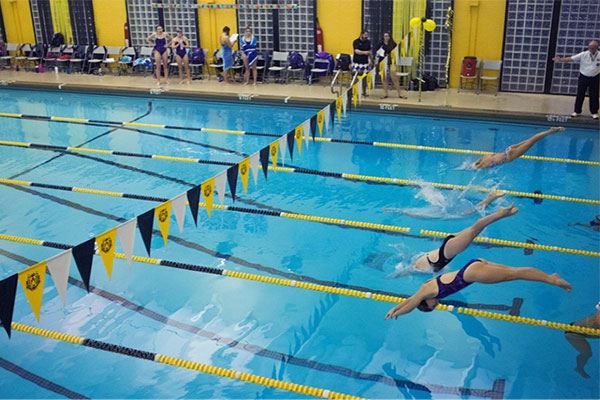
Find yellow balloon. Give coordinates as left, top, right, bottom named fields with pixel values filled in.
left=410, top=17, right=421, bottom=28
left=424, top=19, right=437, bottom=31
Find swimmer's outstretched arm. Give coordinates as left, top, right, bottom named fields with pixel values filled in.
left=385, top=285, right=434, bottom=319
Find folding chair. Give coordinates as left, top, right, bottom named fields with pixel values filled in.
left=0, top=43, right=19, bottom=69
left=309, top=57, right=331, bottom=85
left=287, top=52, right=307, bottom=82
left=118, top=46, right=136, bottom=75
left=478, top=60, right=502, bottom=95
left=43, top=45, right=63, bottom=69
left=103, top=46, right=122, bottom=74
left=267, top=51, right=288, bottom=82
left=395, top=56, right=413, bottom=89
left=87, top=46, right=106, bottom=74
left=55, top=45, right=73, bottom=72
left=70, top=45, right=88, bottom=73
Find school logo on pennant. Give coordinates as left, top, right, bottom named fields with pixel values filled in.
left=239, top=158, right=250, bottom=193
left=96, top=228, right=117, bottom=279
left=25, top=272, right=41, bottom=291
left=202, top=178, right=215, bottom=217
left=294, top=125, right=303, bottom=154
left=18, top=262, right=47, bottom=321
left=155, top=201, right=172, bottom=246
left=100, top=237, right=112, bottom=254
left=316, top=110, right=324, bottom=136
left=269, top=142, right=278, bottom=167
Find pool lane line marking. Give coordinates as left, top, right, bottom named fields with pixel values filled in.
left=0, top=248, right=505, bottom=399
left=1, top=237, right=596, bottom=337
left=1, top=111, right=598, bottom=167
left=9, top=323, right=362, bottom=400
left=7, top=182, right=516, bottom=315
left=0, top=356, right=89, bottom=399
left=1, top=177, right=598, bottom=258
left=7, top=102, right=155, bottom=181
left=1, top=139, right=597, bottom=206
left=0, top=236, right=595, bottom=339
left=0, top=233, right=516, bottom=315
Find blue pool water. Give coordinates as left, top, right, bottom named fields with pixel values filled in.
left=0, top=88, right=598, bottom=399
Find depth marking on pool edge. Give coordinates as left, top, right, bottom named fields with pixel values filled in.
left=0, top=111, right=598, bottom=167
left=0, top=247, right=505, bottom=399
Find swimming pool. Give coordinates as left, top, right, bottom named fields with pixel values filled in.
left=0, top=88, right=598, bottom=399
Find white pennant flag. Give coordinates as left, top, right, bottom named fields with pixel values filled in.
left=172, top=193, right=187, bottom=233
left=47, top=249, right=72, bottom=304
left=277, top=135, right=287, bottom=165
left=324, top=105, right=331, bottom=133
left=250, top=152, right=260, bottom=186
left=342, top=91, right=348, bottom=116
left=215, top=171, right=227, bottom=204
left=303, top=119, right=311, bottom=147
left=358, top=79, right=363, bottom=104
left=117, top=218, right=136, bottom=264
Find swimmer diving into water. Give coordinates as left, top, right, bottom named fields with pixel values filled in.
left=385, top=259, right=572, bottom=318
left=474, top=126, right=565, bottom=169
left=383, top=189, right=505, bottom=219
left=413, top=205, right=518, bottom=273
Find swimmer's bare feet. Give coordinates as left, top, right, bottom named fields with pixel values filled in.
left=488, top=191, right=506, bottom=201
left=551, top=273, right=572, bottom=291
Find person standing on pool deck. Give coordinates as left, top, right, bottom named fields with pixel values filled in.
left=170, top=29, right=191, bottom=84
left=564, top=303, right=599, bottom=379
left=147, top=26, right=171, bottom=85
left=474, top=126, right=565, bottom=169
left=412, top=205, right=517, bottom=273
left=240, top=27, right=258, bottom=86
left=553, top=40, right=600, bottom=120
left=377, top=32, right=404, bottom=99
left=220, top=26, right=235, bottom=84
left=352, top=30, right=372, bottom=75
left=385, top=259, right=572, bottom=318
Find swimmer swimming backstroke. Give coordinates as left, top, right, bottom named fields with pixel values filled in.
left=385, top=259, right=572, bottom=319
left=474, top=126, right=565, bottom=169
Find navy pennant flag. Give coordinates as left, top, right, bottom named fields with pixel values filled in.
left=72, top=238, right=95, bottom=292
left=137, top=209, right=155, bottom=256
left=227, top=165, right=239, bottom=201
left=310, top=115, right=317, bottom=140
left=186, top=186, right=200, bottom=226
left=0, top=274, right=17, bottom=337
left=259, top=146, right=270, bottom=179
left=286, top=131, right=295, bottom=160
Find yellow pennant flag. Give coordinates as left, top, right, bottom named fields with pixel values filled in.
left=18, top=262, right=47, bottom=321
left=294, top=125, right=303, bottom=155
left=367, top=71, right=373, bottom=91
left=352, top=84, right=358, bottom=107
left=202, top=178, right=215, bottom=217
left=239, top=158, right=250, bottom=193
left=269, top=141, right=278, bottom=167
left=335, top=96, right=342, bottom=121
left=96, top=228, right=117, bottom=279
left=154, top=200, right=172, bottom=246
left=379, top=60, right=385, bottom=82
left=316, top=110, right=325, bottom=136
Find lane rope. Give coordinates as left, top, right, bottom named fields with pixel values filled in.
left=1, top=177, right=598, bottom=257
left=1, top=139, right=597, bottom=205
left=1, top=233, right=597, bottom=335
left=1, top=112, right=598, bottom=166
left=10, top=322, right=363, bottom=399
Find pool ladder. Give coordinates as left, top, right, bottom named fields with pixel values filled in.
left=330, top=70, right=360, bottom=95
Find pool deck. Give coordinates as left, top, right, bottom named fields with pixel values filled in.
left=1, top=70, right=599, bottom=128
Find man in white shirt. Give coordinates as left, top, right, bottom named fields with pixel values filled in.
left=553, top=40, right=599, bottom=119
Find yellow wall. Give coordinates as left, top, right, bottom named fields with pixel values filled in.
left=197, top=0, right=237, bottom=58
left=1, top=0, right=35, bottom=44
left=449, top=0, right=506, bottom=88
left=317, top=0, right=362, bottom=57
left=92, top=0, right=127, bottom=46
